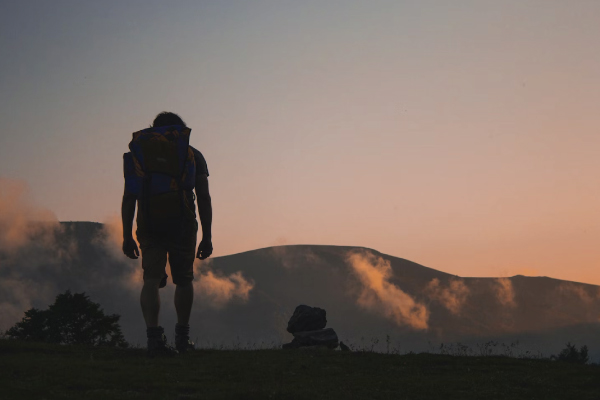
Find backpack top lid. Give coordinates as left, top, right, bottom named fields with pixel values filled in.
left=129, top=125, right=192, bottom=178
left=131, top=125, right=191, bottom=142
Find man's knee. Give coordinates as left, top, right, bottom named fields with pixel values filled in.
left=143, top=277, right=162, bottom=288
left=174, top=278, right=193, bottom=288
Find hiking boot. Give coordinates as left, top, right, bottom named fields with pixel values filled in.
left=147, top=326, right=178, bottom=357
left=176, top=337, right=196, bottom=353
left=175, top=323, right=196, bottom=354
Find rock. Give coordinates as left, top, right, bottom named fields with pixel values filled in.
left=286, top=305, right=327, bottom=334
left=339, top=341, right=350, bottom=351
left=282, top=328, right=339, bottom=349
left=282, top=305, right=340, bottom=350
left=294, top=328, right=339, bottom=348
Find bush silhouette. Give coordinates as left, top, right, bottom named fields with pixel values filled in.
left=551, top=342, right=589, bottom=364
left=6, top=290, right=128, bottom=347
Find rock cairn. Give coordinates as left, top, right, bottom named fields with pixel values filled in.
left=282, top=305, right=340, bottom=349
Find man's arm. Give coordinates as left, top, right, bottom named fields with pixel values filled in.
left=195, top=173, right=212, bottom=259
left=121, top=190, right=139, bottom=259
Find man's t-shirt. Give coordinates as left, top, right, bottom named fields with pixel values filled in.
left=190, top=146, right=209, bottom=178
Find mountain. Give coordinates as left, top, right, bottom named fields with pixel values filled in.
left=202, top=244, right=600, bottom=356
left=1, top=222, right=599, bottom=359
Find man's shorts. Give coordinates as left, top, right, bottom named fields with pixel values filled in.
left=136, top=222, right=198, bottom=286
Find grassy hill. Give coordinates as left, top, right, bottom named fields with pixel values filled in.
left=1, top=339, right=599, bottom=400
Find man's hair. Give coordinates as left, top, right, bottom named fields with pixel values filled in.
left=152, top=112, right=186, bottom=128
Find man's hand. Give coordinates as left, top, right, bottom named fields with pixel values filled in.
left=197, top=239, right=213, bottom=260
left=123, top=237, right=140, bottom=259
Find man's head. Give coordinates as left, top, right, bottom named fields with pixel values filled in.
left=152, top=112, right=186, bottom=128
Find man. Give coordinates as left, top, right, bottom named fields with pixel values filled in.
left=121, top=112, right=213, bottom=355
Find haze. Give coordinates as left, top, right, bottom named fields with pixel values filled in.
left=1, top=1, right=599, bottom=284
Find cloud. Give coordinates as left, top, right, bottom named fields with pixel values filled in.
left=95, top=212, right=255, bottom=309
left=495, top=278, right=516, bottom=307
left=346, top=250, right=429, bottom=330
left=0, top=181, right=140, bottom=338
left=267, top=245, right=322, bottom=269
left=0, top=179, right=81, bottom=332
left=94, top=214, right=142, bottom=291
left=193, top=260, right=254, bottom=308
left=0, top=178, right=59, bottom=253
left=95, top=214, right=125, bottom=256
left=558, top=283, right=595, bottom=303
left=426, top=278, right=469, bottom=315
left=0, top=277, right=56, bottom=331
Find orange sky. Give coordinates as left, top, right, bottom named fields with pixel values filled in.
left=1, top=1, right=599, bottom=284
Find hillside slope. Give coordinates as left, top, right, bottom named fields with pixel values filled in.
left=1, top=222, right=599, bottom=358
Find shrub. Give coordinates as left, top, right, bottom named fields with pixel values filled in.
left=551, top=342, right=589, bottom=364
left=6, top=290, right=128, bottom=347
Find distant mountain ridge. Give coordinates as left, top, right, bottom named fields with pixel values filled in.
left=206, top=243, right=600, bottom=342
left=1, top=221, right=599, bottom=359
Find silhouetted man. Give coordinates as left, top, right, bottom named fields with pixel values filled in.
left=122, top=112, right=212, bottom=355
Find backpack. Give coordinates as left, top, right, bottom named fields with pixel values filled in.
left=127, top=125, right=196, bottom=235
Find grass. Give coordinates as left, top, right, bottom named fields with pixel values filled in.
left=1, top=339, right=599, bottom=400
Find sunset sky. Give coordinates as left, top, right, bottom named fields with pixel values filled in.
left=1, top=1, right=599, bottom=284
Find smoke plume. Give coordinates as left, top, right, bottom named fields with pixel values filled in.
left=346, top=250, right=429, bottom=330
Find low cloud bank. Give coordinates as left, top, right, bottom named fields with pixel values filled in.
left=194, top=260, right=254, bottom=308
left=0, top=178, right=253, bottom=340
left=0, top=178, right=61, bottom=253
left=558, top=283, right=597, bottom=304
left=495, top=278, right=516, bottom=307
left=267, top=245, right=323, bottom=269
left=94, top=215, right=142, bottom=291
left=346, top=250, right=429, bottom=330
left=0, top=178, right=72, bottom=329
left=98, top=215, right=255, bottom=309
left=426, top=278, right=469, bottom=315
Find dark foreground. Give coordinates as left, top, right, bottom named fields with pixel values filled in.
left=1, top=340, right=598, bottom=400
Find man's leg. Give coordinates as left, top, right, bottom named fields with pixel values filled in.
left=138, top=237, right=167, bottom=328
left=169, top=220, right=198, bottom=353
left=170, top=234, right=196, bottom=353
left=174, top=282, right=194, bottom=325
left=142, top=277, right=177, bottom=355
left=174, top=282, right=195, bottom=353
left=140, top=278, right=161, bottom=327
left=138, top=237, right=177, bottom=355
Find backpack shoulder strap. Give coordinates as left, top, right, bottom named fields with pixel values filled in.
left=123, top=152, right=143, bottom=195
